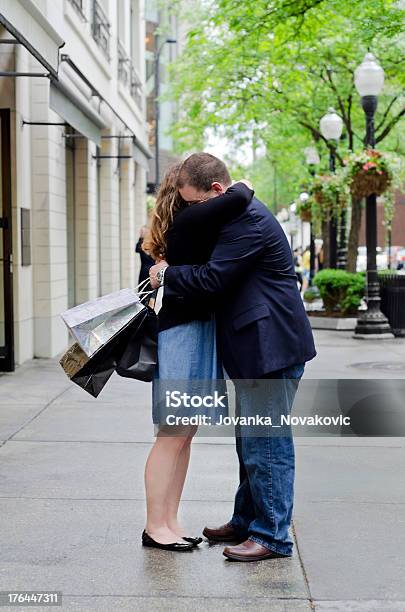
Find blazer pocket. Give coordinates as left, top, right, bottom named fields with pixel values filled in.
left=232, top=303, right=270, bottom=331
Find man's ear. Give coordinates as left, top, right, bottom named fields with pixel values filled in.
left=211, top=182, right=225, bottom=194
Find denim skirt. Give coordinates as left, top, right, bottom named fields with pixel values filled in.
left=152, top=315, right=227, bottom=425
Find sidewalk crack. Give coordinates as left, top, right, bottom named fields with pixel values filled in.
left=292, top=519, right=316, bottom=610
left=0, top=386, right=71, bottom=450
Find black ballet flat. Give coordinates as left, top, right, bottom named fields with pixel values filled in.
left=142, top=530, right=194, bottom=551
left=182, top=536, right=203, bottom=546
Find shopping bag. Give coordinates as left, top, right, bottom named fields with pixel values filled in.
left=59, top=337, right=117, bottom=398
left=116, top=305, right=158, bottom=382
left=70, top=344, right=117, bottom=398
left=60, top=287, right=145, bottom=358
left=60, top=302, right=157, bottom=397
left=59, top=342, right=90, bottom=379
left=67, top=313, right=144, bottom=398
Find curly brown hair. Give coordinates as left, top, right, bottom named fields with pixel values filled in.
left=143, top=162, right=185, bottom=261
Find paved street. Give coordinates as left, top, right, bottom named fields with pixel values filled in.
left=1, top=330, right=405, bottom=611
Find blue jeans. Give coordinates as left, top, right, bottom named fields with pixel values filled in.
left=230, top=363, right=305, bottom=556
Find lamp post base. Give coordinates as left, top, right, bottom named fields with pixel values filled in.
left=353, top=332, right=394, bottom=340
left=353, top=187, right=393, bottom=339
left=354, top=300, right=394, bottom=338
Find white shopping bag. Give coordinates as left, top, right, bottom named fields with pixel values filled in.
left=60, top=287, right=146, bottom=358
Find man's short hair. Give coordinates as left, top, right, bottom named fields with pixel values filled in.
left=177, top=152, right=231, bottom=191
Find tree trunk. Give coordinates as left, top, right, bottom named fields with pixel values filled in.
left=346, top=198, right=363, bottom=273
left=322, top=219, right=330, bottom=268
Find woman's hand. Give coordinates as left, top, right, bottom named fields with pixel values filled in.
left=149, top=260, right=169, bottom=289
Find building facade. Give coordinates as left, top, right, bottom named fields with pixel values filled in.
left=144, top=1, right=184, bottom=190
left=0, top=0, right=151, bottom=371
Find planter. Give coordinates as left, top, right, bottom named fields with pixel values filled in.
left=308, top=312, right=358, bottom=331
left=350, top=169, right=390, bottom=199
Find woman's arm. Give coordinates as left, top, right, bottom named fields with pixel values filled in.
left=163, top=213, right=263, bottom=298
left=173, top=182, right=254, bottom=232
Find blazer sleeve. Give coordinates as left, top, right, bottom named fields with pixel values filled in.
left=176, top=182, right=254, bottom=232
left=163, top=212, right=263, bottom=298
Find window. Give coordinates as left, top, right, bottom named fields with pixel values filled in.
left=92, top=0, right=110, bottom=59
left=68, top=0, right=86, bottom=20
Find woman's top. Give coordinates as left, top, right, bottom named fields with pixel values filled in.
left=136, top=235, right=155, bottom=284
left=158, top=182, right=254, bottom=332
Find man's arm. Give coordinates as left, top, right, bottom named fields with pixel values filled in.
left=162, top=213, right=263, bottom=298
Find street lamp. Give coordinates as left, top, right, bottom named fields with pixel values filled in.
left=304, top=146, right=320, bottom=166
left=320, top=108, right=344, bottom=269
left=304, top=147, right=320, bottom=283
left=154, top=37, right=177, bottom=188
left=353, top=53, right=392, bottom=337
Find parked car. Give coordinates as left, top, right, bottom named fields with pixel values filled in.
left=356, top=246, right=388, bottom=272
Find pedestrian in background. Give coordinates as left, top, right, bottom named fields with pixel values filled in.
left=136, top=224, right=155, bottom=285
left=301, top=245, right=311, bottom=295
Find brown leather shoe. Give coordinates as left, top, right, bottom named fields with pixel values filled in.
left=202, top=522, right=242, bottom=542
left=223, top=539, right=289, bottom=562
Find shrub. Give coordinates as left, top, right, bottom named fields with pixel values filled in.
left=303, top=286, right=320, bottom=302
left=313, top=269, right=365, bottom=315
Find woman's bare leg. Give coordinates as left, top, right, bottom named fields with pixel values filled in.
left=144, top=432, right=189, bottom=544
left=165, top=427, right=197, bottom=537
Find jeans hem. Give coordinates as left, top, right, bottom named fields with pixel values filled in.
left=248, top=535, right=293, bottom=557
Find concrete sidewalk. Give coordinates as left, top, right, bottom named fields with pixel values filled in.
left=1, top=330, right=405, bottom=611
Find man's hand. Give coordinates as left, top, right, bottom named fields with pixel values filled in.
left=149, top=260, right=169, bottom=289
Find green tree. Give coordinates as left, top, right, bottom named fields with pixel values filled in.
left=169, top=0, right=405, bottom=269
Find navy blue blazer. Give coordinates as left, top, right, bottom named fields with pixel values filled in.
left=164, top=197, right=316, bottom=378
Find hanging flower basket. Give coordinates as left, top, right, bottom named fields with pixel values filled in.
left=350, top=170, right=390, bottom=199
left=300, top=208, right=312, bottom=222
left=345, top=149, right=393, bottom=199
left=312, top=182, right=325, bottom=205
left=296, top=195, right=314, bottom=223
left=309, top=172, right=350, bottom=222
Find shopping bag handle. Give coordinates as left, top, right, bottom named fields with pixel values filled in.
left=135, top=278, right=159, bottom=311
left=136, top=277, right=152, bottom=292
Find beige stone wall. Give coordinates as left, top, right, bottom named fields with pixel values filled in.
left=30, top=69, right=69, bottom=359
left=0, top=1, right=149, bottom=367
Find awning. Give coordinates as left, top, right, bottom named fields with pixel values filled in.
left=50, top=80, right=106, bottom=146
left=132, top=139, right=153, bottom=170
left=0, top=0, right=64, bottom=78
